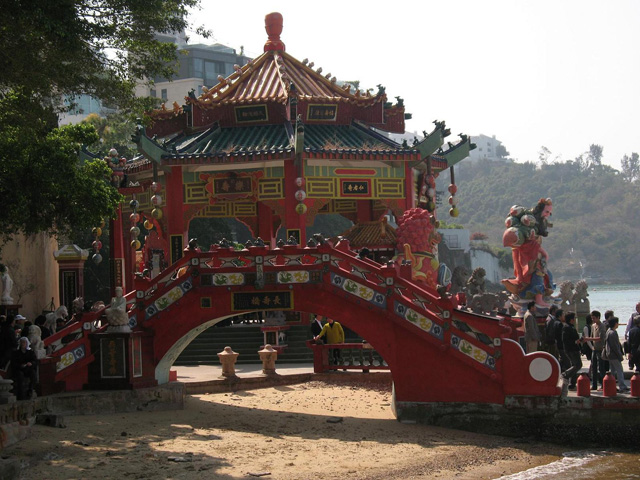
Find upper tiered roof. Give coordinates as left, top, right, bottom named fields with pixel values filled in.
left=133, top=12, right=475, bottom=172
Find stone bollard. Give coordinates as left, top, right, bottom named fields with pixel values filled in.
left=217, top=346, right=239, bottom=379
left=258, top=344, right=278, bottom=375
left=0, top=379, right=15, bottom=404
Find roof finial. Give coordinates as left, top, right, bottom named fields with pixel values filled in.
left=264, top=12, right=285, bottom=52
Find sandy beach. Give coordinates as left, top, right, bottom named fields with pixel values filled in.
left=3, top=377, right=565, bottom=479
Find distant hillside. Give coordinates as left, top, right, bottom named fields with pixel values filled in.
left=435, top=158, right=640, bottom=284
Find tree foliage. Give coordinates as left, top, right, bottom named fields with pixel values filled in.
left=437, top=147, right=640, bottom=283
left=0, top=90, right=122, bottom=246
left=0, top=1, right=205, bottom=251
left=0, top=0, right=206, bottom=112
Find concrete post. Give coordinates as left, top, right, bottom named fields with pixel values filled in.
left=258, top=344, right=278, bottom=375
left=217, top=346, right=239, bottom=379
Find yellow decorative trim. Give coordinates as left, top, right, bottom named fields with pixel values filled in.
left=375, top=179, right=404, bottom=198
left=185, top=183, right=208, bottom=204
left=307, top=178, right=336, bottom=197
left=258, top=179, right=284, bottom=199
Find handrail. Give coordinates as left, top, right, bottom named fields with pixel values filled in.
left=306, top=340, right=391, bottom=373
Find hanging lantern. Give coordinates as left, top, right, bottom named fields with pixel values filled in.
left=143, top=219, right=154, bottom=230
left=150, top=194, right=163, bottom=206
left=92, top=227, right=102, bottom=237
left=92, top=253, right=103, bottom=265
left=295, top=203, right=307, bottom=215
left=131, top=239, right=141, bottom=249
left=427, top=187, right=436, bottom=198
left=448, top=184, right=457, bottom=195
left=92, top=240, right=102, bottom=250
left=151, top=208, right=163, bottom=220
left=448, top=196, right=458, bottom=206
left=450, top=206, right=459, bottom=217
left=150, top=181, right=162, bottom=193
left=129, top=212, right=140, bottom=223
left=294, top=177, right=305, bottom=187
left=130, top=199, right=140, bottom=210
left=99, top=219, right=106, bottom=228
left=130, top=226, right=140, bottom=237
left=294, top=189, right=306, bottom=202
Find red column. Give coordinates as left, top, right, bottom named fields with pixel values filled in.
left=356, top=200, right=374, bottom=223
left=110, top=204, right=126, bottom=295
left=165, top=166, right=186, bottom=264
left=283, top=159, right=306, bottom=245
left=257, top=202, right=276, bottom=247
left=404, top=163, right=416, bottom=211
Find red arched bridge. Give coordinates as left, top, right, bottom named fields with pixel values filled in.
left=39, top=240, right=561, bottom=407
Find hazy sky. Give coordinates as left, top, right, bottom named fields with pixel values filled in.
left=188, top=0, right=640, bottom=169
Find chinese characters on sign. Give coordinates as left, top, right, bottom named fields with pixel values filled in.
left=111, top=258, right=124, bottom=288
left=170, top=235, right=183, bottom=265
left=100, top=337, right=125, bottom=378
left=307, top=104, right=338, bottom=121
left=235, top=105, right=268, bottom=123
left=214, top=177, right=251, bottom=195
left=340, top=179, right=371, bottom=197
left=232, top=291, right=293, bottom=311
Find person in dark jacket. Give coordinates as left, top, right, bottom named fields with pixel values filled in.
left=544, top=305, right=559, bottom=358
left=605, top=317, right=628, bottom=392
left=627, top=315, right=640, bottom=372
left=561, top=312, right=583, bottom=390
left=0, top=315, right=17, bottom=370
left=310, top=315, right=326, bottom=343
left=11, top=337, right=37, bottom=400
left=554, top=309, right=570, bottom=375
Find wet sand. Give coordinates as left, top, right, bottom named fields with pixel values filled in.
left=4, top=380, right=564, bottom=479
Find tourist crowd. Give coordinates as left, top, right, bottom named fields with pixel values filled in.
left=527, top=301, right=640, bottom=393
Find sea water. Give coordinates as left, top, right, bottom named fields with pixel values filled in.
left=495, top=285, right=640, bottom=479
left=497, top=450, right=640, bottom=479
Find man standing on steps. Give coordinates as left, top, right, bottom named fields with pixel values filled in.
left=523, top=301, right=541, bottom=353
left=314, top=316, right=345, bottom=366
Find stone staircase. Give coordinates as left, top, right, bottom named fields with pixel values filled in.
left=174, top=324, right=363, bottom=366
left=174, top=324, right=314, bottom=365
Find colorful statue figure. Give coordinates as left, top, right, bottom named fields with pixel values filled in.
left=394, top=208, right=441, bottom=289
left=105, top=148, right=126, bottom=188
left=501, top=198, right=556, bottom=307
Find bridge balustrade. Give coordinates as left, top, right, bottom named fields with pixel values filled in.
left=306, top=340, right=390, bottom=373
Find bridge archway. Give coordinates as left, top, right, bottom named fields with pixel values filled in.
left=136, top=243, right=561, bottom=406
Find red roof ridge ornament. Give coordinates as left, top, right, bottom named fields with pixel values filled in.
left=264, top=12, right=285, bottom=52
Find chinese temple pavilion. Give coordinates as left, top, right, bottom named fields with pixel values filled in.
left=116, top=12, right=473, bottom=290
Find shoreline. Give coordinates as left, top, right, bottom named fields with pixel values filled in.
left=2, top=380, right=566, bottom=479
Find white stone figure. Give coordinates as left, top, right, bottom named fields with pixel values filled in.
left=44, top=305, right=68, bottom=335
left=27, top=325, right=46, bottom=359
left=0, top=267, right=14, bottom=305
left=105, top=286, right=130, bottom=332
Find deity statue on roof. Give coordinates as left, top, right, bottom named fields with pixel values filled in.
left=501, top=198, right=556, bottom=309
left=104, top=148, right=126, bottom=188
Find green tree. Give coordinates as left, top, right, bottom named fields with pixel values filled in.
left=82, top=113, right=140, bottom=159
left=0, top=0, right=207, bottom=114
left=621, top=152, right=640, bottom=183
left=0, top=90, right=123, bottom=247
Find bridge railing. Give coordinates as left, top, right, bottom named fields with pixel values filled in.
left=306, top=340, right=390, bottom=374
left=132, top=242, right=502, bottom=382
